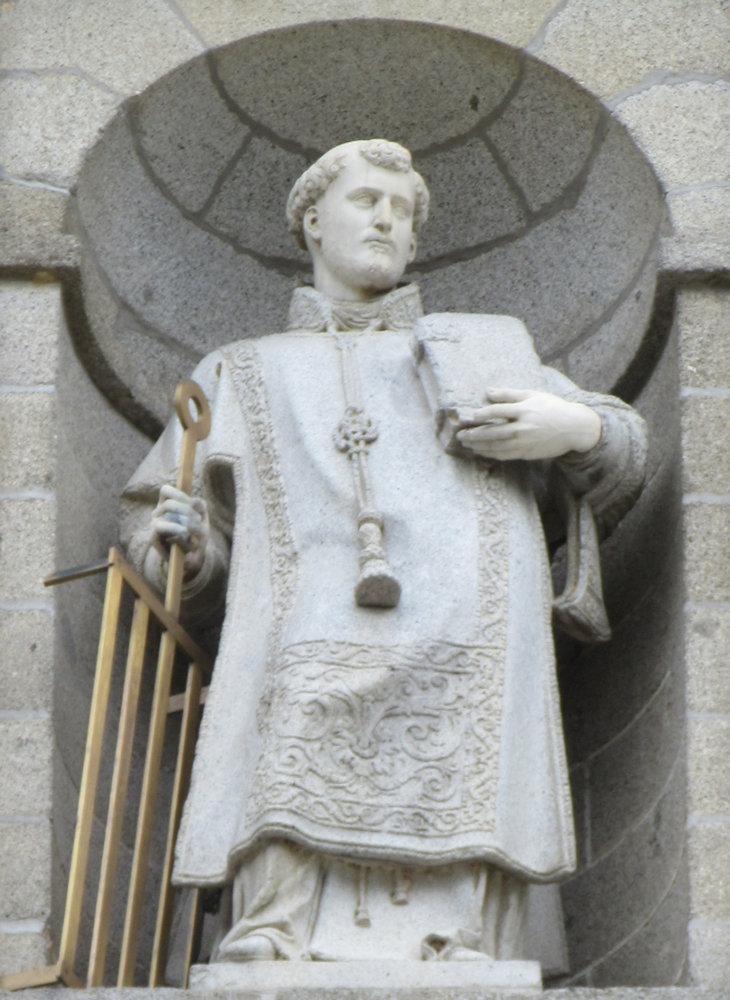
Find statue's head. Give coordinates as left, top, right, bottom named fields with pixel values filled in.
left=286, top=139, right=430, bottom=300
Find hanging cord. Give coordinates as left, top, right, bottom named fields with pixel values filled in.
left=333, top=335, right=400, bottom=608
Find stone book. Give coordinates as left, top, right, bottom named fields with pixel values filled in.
left=412, top=312, right=548, bottom=455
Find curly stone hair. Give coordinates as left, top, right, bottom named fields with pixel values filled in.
left=286, top=139, right=430, bottom=250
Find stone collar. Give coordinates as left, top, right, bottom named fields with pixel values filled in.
left=286, top=284, right=423, bottom=333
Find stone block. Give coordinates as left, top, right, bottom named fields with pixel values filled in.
left=0, top=0, right=201, bottom=94
left=0, top=499, right=55, bottom=602
left=685, top=605, right=730, bottom=714
left=687, top=716, right=730, bottom=816
left=688, top=821, right=730, bottom=920
left=0, top=282, right=61, bottom=386
left=681, top=395, right=730, bottom=494
left=213, top=21, right=521, bottom=152
left=683, top=502, right=730, bottom=603
left=590, top=857, right=689, bottom=986
left=134, top=57, right=244, bottom=215
left=615, top=82, right=730, bottom=191
left=175, top=0, right=558, bottom=49
left=0, top=821, right=51, bottom=920
left=416, top=139, right=526, bottom=262
left=561, top=768, right=685, bottom=974
left=0, top=717, right=52, bottom=815
left=677, top=287, right=730, bottom=390
left=0, top=610, right=53, bottom=712
left=487, top=55, right=600, bottom=214
left=0, top=184, right=77, bottom=271
left=204, top=136, right=309, bottom=260
left=0, top=394, right=55, bottom=491
left=589, top=666, right=684, bottom=860
left=0, top=931, right=49, bottom=977
left=689, top=919, right=730, bottom=988
left=667, top=186, right=730, bottom=248
left=0, top=74, right=120, bottom=189
left=536, top=0, right=730, bottom=98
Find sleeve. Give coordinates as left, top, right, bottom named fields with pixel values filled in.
left=544, top=367, right=648, bottom=540
left=118, top=351, right=234, bottom=628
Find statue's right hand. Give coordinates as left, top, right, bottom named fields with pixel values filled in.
left=151, top=484, right=209, bottom=575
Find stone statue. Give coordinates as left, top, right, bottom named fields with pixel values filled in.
left=120, top=139, right=647, bottom=971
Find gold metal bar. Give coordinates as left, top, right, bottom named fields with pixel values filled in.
left=117, top=628, right=177, bottom=985
left=0, top=962, right=62, bottom=991
left=181, top=888, right=201, bottom=988
left=149, top=662, right=203, bottom=985
left=118, top=383, right=211, bottom=985
left=87, top=598, right=150, bottom=986
left=167, top=685, right=208, bottom=715
left=59, top=965, right=85, bottom=988
left=110, top=549, right=213, bottom=678
left=58, top=552, right=124, bottom=977
left=43, top=558, right=112, bottom=587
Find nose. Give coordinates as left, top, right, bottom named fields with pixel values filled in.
left=373, top=198, right=392, bottom=232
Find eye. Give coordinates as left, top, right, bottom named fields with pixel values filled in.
left=393, top=204, right=411, bottom=219
left=351, top=191, right=376, bottom=208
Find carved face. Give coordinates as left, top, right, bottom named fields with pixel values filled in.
left=303, top=153, right=417, bottom=300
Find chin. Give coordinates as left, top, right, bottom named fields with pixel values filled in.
left=361, top=259, right=403, bottom=293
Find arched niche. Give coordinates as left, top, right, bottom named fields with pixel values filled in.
left=61, top=19, right=685, bottom=986
left=70, top=19, right=662, bottom=435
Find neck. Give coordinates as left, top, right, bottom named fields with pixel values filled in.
left=312, top=265, right=396, bottom=303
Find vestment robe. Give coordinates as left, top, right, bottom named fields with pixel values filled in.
left=120, top=284, right=647, bottom=891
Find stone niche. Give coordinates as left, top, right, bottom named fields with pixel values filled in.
left=60, top=18, right=683, bottom=987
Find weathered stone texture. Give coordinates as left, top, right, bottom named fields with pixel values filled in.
left=0, top=283, right=61, bottom=386
left=615, top=82, right=730, bottom=190
left=667, top=186, right=730, bottom=249
left=678, top=288, right=730, bottom=390
left=588, top=668, right=683, bottom=859
left=681, top=395, right=730, bottom=494
left=0, top=718, right=52, bottom=816
left=0, top=500, right=55, bottom=602
left=135, top=57, right=244, bottom=216
left=590, top=861, right=689, bottom=986
left=685, top=606, right=730, bottom=715
left=689, top=919, right=730, bottom=989
left=0, top=821, right=51, bottom=920
left=688, top=822, right=730, bottom=920
left=486, top=55, right=600, bottom=213
left=561, top=770, right=685, bottom=975
left=0, top=933, right=49, bottom=978
left=0, top=0, right=201, bottom=93
left=0, top=611, right=53, bottom=713
left=536, top=0, right=729, bottom=98
left=0, top=394, right=55, bottom=492
left=172, top=0, right=558, bottom=48
left=687, top=717, right=730, bottom=816
left=683, top=503, right=730, bottom=603
left=0, top=185, right=77, bottom=271
left=0, top=75, right=120, bottom=189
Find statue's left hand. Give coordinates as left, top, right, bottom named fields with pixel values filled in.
left=456, top=388, right=602, bottom=461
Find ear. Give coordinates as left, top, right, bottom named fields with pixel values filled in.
left=303, top=205, right=321, bottom=245
left=407, top=233, right=417, bottom=263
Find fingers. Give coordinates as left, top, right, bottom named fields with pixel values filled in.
left=484, top=387, right=533, bottom=404
left=152, top=485, right=209, bottom=555
left=458, top=423, right=516, bottom=446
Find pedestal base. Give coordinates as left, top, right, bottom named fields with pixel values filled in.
left=189, top=959, right=542, bottom=992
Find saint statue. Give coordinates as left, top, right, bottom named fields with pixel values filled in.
left=120, top=140, right=647, bottom=969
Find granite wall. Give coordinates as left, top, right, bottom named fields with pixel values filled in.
left=0, top=0, right=728, bottom=993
